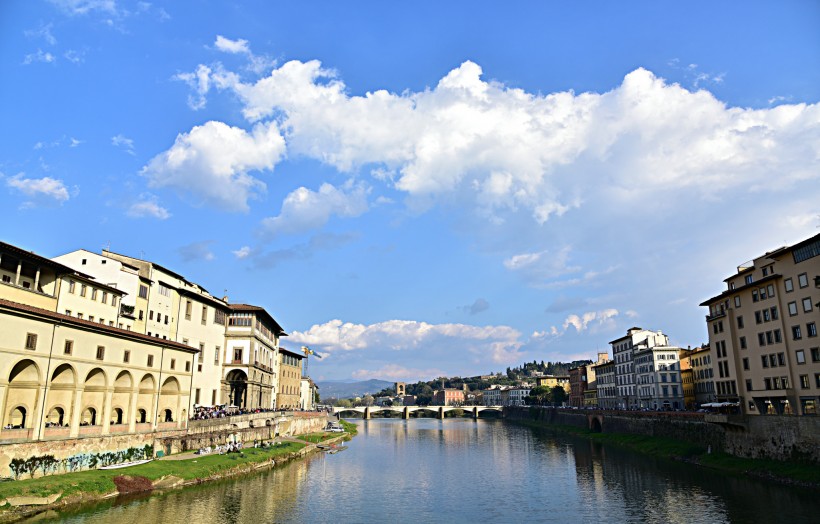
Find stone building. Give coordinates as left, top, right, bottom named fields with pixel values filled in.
left=700, top=233, right=820, bottom=415
left=689, top=344, right=715, bottom=406
left=610, top=328, right=669, bottom=409
left=276, top=347, right=304, bottom=410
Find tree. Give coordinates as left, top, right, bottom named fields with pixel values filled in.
left=550, top=386, right=568, bottom=406
left=524, top=386, right=551, bottom=405
left=335, top=399, right=352, bottom=408
left=363, top=394, right=374, bottom=407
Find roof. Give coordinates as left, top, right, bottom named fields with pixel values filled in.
left=699, top=273, right=780, bottom=306
left=228, top=303, right=287, bottom=335
left=1, top=240, right=92, bottom=278
left=177, top=287, right=229, bottom=310
left=0, top=298, right=197, bottom=353
left=279, top=346, right=304, bottom=359
left=759, top=232, right=820, bottom=261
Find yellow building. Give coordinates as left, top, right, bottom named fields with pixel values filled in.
left=277, top=348, right=303, bottom=410
left=536, top=375, right=571, bottom=393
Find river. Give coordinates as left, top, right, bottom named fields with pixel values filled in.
left=29, top=418, right=819, bottom=523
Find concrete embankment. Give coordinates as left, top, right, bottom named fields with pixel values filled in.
left=505, top=407, right=820, bottom=464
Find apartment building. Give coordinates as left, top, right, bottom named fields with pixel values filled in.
left=700, top=233, right=820, bottom=415
left=593, top=360, right=617, bottom=409
left=277, top=347, right=303, bottom=410
left=500, top=386, right=530, bottom=407
left=568, top=366, right=587, bottom=408
left=634, top=345, right=685, bottom=410
left=433, top=388, right=465, bottom=406
left=689, top=345, right=715, bottom=406
left=611, top=328, right=669, bottom=409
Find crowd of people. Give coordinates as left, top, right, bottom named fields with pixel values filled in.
left=189, top=405, right=284, bottom=421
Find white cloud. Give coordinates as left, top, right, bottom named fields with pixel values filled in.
left=289, top=318, right=525, bottom=366
left=232, top=246, right=252, bottom=259
left=178, top=240, right=215, bottom=262
left=174, top=64, right=212, bottom=110
left=63, top=49, right=84, bottom=64
left=69, top=137, right=83, bottom=147
left=462, top=298, right=490, bottom=315
left=141, top=120, right=286, bottom=212
left=261, top=181, right=369, bottom=236
left=5, top=173, right=70, bottom=207
left=23, top=50, right=56, bottom=65
left=179, top=58, right=818, bottom=224
left=112, top=134, right=135, bottom=154
left=126, top=193, right=170, bottom=219
left=24, top=23, right=57, bottom=45
left=561, top=309, right=620, bottom=333
left=214, top=35, right=250, bottom=55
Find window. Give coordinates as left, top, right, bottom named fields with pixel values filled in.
left=64, top=340, right=73, bottom=355
left=762, top=355, right=769, bottom=368
left=773, top=377, right=781, bottom=389
left=785, top=278, right=794, bottom=292
left=186, top=361, right=191, bottom=372
left=737, top=316, right=744, bottom=329
left=214, top=346, right=221, bottom=364
left=201, top=305, right=208, bottom=325
left=766, top=331, right=773, bottom=345
left=778, top=352, right=786, bottom=366
left=800, top=375, right=810, bottom=389
left=138, top=310, right=144, bottom=320
left=159, top=283, right=171, bottom=297
left=793, top=326, right=803, bottom=340
left=214, top=309, right=226, bottom=325
left=760, top=287, right=767, bottom=300
left=788, top=302, right=798, bottom=316
left=767, top=284, right=775, bottom=298
left=796, top=350, right=805, bottom=364
left=80, top=284, right=87, bottom=297
left=185, top=300, right=192, bottom=320
left=746, top=379, right=752, bottom=391
left=742, top=357, right=749, bottom=370
left=763, top=309, right=771, bottom=322
left=101, top=291, right=108, bottom=304
left=233, top=347, right=243, bottom=361
left=112, top=296, right=118, bottom=307
left=199, top=343, right=205, bottom=363
left=808, top=322, right=817, bottom=338
left=762, top=267, right=769, bottom=276
left=147, top=355, right=154, bottom=367
left=770, top=354, right=778, bottom=367
left=734, top=296, right=741, bottom=308
left=65, top=309, right=71, bottom=316
left=96, top=346, right=105, bottom=360
left=68, top=280, right=76, bottom=293
left=740, top=336, right=747, bottom=349
left=771, top=306, right=779, bottom=320
left=752, top=290, right=759, bottom=302
left=91, top=288, right=98, bottom=300
left=817, top=374, right=820, bottom=388
left=81, top=258, right=87, bottom=265
left=798, top=273, right=808, bottom=288
left=25, top=333, right=37, bottom=350
left=758, top=333, right=766, bottom=346
left=123, top=350, right=130, bottom=363
left=77, top=313, right=83, bottom=319
left=195, top=389, right=201, bottom=404
left=764, top=378, right=772, bottom=390
left=164, top=314, right=169, bottom=325
left=149, top=311, right=154, bottom=321
left=139, top=285, right=148, bottom=298
left=170, top=359, right=176, bottom=370
left=802, top=297, right=813, bottom=313
left=755, top=311, right=762, bottom=324
left=745, top=274, right=753, bottom=285
left=774, top=329, right=782, bottom=343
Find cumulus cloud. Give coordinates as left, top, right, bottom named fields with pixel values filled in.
left=24, top=23, right=57, bottom=45
left=261, top=181, right=369, bottom=236
left=141, top=120, right=286, bottom=212
left=232, top=246, right=252, bottom=259
left=5, top=173, right=71, bottom=207
left=214, top=35, right=250, bottom=55
left=174, top=64, right=212, bottom=110
left=562, top=309, right=620, bottom=333
left=289, top=318, right=525, bottom=366
left=112, top=134, right=135, bottom=154
left=169, top=57, right=818, bottom=224
left=126, top=193, right=170, bottom=219
left=178, top=240, right=215, bottom=262
left=49, top=0, right=119, bottom=16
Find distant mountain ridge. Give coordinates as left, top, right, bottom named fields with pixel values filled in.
left=317, top=379, right=393, bottom=400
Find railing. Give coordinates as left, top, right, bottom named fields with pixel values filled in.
left=78, top=425, right=102, bottom=436
left=705, top=310, right=727, bottom=321
left=0, top=428, right=33, bottom=440
left=43, top=427, right=71, bottom=438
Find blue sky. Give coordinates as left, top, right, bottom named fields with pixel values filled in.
left=2, top=1, right=819, bottom=382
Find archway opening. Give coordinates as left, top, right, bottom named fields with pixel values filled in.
left=9, top=406, right=27, bottom=428
left=226, top=369, right=248, bottom=409
left=138, top=408, right=147, bottom=424
left=113, top=407, right=124, bottom=425
left=82, top=407, right=97, bottom=426
left=591, top=417, right=602, bottom=433
left=163, top=409, right=173, bottom=422
left=46, top=406, right=65, bottom=427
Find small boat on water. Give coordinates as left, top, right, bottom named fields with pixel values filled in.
left=99, top=459, right=152, bottom=470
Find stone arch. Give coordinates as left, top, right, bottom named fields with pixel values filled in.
left=163, top=408, right=173, bottom=422
left=590, top=416, right=603, bottom=433
left=45, top=405, right=66, bottom=426
left=81, top=368, right=107, bottom=428
left=112, top=407, right=124, bottom=425
left=114, top=370, right=133, bottom=390
left=5, top=360, right=41, bottom=429
left=161, top=377, right=180, bottom=394
left=81, top=406, right=97, bottom=426
left=50, top=363, right=76, bottom=388
left=137, top=408, right=148, bottom=424
left=84, top=368, right=107, bottom=389
left=136, top=374, right=156, bottom=425
left=9, top=406, right=27, bottom=428
left=225, top=369, right=248, bottom=409
left=9, top=359, right=41, bottom=384
left=159, top=377, right=181, bottom=424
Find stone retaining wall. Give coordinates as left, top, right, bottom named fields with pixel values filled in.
left=505, top=407, right=820, bottom=463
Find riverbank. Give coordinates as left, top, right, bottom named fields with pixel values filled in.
left=511, top=418, right=820, bottom=489
left=0, top=430, right=351, bottom=523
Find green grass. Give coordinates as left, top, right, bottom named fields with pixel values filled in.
left=297, top=432, right=337, bottom=444
left=0, top=441, right=305, bottom=505
left=339, top=419, right=358, bottom=436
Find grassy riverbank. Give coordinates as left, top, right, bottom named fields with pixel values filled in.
left=514, top=420, right=820, bottom=488
left=339, top=419, right=358, bottom=436
left=0, top=441, right=305, bottom=515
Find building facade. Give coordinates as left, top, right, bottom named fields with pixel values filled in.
left=633, top=345, right=685, bottom=410
left=689, top=345, right=715, bottom=406
left=593, top=360, right=617, bottom=409
left=700, top=233, right=820, bottom=416
left=611, top=328, right=669, bottom=409
left=277, top=348, right=303, bottom=410
left=433, top=388, right=465, bottom=406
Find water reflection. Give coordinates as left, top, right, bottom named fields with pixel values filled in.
left=29, top=419, right=819, bottom=524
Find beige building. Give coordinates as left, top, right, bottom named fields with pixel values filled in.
left=225, top=304, right=286, bottom=410
left=700, top=233, right=820, bottom=415
left=593, top=360, right=617, bottom=409
left=0, top=239, right=198, bottom=442
left=535, top=375, right=570, bottom=392
left=277, top=348, right=303, bottom=410
left=689, top=345, right=715, bottom=406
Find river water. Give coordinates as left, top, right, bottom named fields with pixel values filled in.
left=29, top=418, right=819, bottom=523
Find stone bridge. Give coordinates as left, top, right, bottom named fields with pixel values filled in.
left=332, top=405, right=503, bottom=419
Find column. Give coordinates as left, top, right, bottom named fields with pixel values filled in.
left=34, top=267, right=41, bottom=292
left=403, top=406, right=409, bottom=419
left=15, top=260, right=22, bottom=286
left=0, top=384, right=8, bottom=429
left=31, top=385, right=46, bottom=440
left=101, top=388, right=113, bottom=434
left=128, top=388, right=138, bottom=432
left=69, top=388, right=83, bottom=437
left=438, top=407, right=445, bottom=419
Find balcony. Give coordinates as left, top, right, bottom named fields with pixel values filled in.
left=706, top=310, right=727, bottom=321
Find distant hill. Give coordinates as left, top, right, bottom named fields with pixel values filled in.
left=317, top=379, right=393, bottom=400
